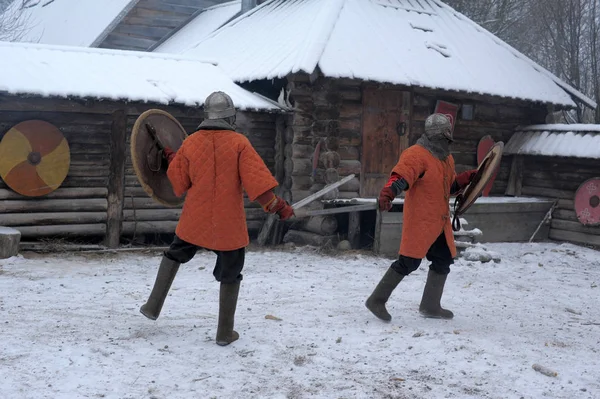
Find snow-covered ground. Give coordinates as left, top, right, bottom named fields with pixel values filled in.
left=1, top=242, right=599, bottom=399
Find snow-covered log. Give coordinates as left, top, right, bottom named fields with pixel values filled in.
left=0, top=226, right=21, bottom=259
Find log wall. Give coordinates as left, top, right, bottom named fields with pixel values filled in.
left=516, top=155, right=600, bottom=247
left=0, top=96, right=280, bottom=243
left=286, top=73, right=362, bottom=203
left=411, top=91, right=547, bottom=195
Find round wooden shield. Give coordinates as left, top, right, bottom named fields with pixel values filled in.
left=574, top=178, right=600, bottom=226
left=0, top=120, right=70, bottom=197
left=454, top=141, right=504, bottom=217
left=131, top=109, right=188, bottom=207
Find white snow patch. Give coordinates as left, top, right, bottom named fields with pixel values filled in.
left=1, top=243, right=599, bottom=398
left=506, top=124, right=600, bottom=159
left=0, top=41, right=281, bottom=111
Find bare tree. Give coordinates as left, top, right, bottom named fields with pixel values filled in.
left=0, top=0, right=33, bottom=42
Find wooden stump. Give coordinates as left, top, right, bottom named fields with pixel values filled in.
left=0, top=226, right=21, bottom=259
left=283, top=229, right=339, bottom=247
left=303, top=216, right=338, bottom=235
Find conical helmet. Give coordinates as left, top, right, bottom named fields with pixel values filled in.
left=424, top=113, right=453, bottom=142
left=203, top=91, right=236, bottom=120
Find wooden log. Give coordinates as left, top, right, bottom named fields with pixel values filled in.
left=554, top=209, right=578, bottom=222
left=15, top=224, right=107, bottom=238
left=505, top=155, right=524, bottom=196
left=521, top=186, right=574, bottom=200
left=106, top=110, right=127, bottom=248
left=321, top=151, right=341, bottom=169
left=122, top=221, right=178, bottom=235
left=338, top=160, right=361, bottom=176
left=339, top=103, right=363, bottom=119
left=522, top=177, right=581, bottom=191
left=557, top=199, right=574, bottom=210
left=287, top=158, right=313, bottom=176
left=551, top=219, right=600, bottom=236
left=123, top=209, right=182, bottom=222
left=337, top=191, right=361, bottom=199
left=549, top=228, right=600, bottom=247
left=339, top=88, right=362, bottom=102
left=0, top=226, right=20, bottom=259
left=302, top=216, right=338, bottom=235
left=339, top=177, right=361, bottom=192
left=338, top=146, right=359, bottom=160
left=0, top=212, right=107, bottom=226
left=283, top=229, right=339, bottom=247
left=3, top=199, right=108, bottom=213
left=0, top=187, right=107, bottom=200
left=292, top=144, right=314, bottom=159
left=122, top=197, right=171, bottom=210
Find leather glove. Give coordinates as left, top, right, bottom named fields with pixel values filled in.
left=456, top=169, right=477, bottom=188
left=269, top=197, right=294, bottom=220
left=256, top=191, right=295, bottom=220
left=163, top=147, right=177, bottom=164
left=378, top=186, right=395, bottom=212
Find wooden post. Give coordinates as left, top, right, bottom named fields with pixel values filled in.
left=505, top=155, right=524, bottom=196
left=105, top=110, right=127, bottom=248
left=348, top=211, right=361, bottom=249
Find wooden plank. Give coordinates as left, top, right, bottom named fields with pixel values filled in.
left=106, top=110, right=128, bottom=248
left=348, top=211, right=361, bottom=249
left=0, top=212, right=107, bottom=226
left=549, top=228, right=600, bottom=247
left=14, top=224, right=107, bottom=238
left=464, top=211, right=549, bottom=242
left=3, top=199, right=108, bottom=213
left=505, top=155, right=524, bottom=196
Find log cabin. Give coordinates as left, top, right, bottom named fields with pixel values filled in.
left=505, top=124, right=600, bottom=248
left=152, top=0, right=597, bottom=254
left=0, top=41, right=284, bottom=247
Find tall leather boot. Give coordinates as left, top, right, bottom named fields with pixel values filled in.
left=140, top=256, right=180, bottom=320
left=365, top=267, right=404, bottom=321
left=216, top=281, right=240, bottom=346
left=419, top=269, right=454, bottom=319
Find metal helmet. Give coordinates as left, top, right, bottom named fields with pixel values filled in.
left=424, top=113, right=453, bottom=142
left=203, top=91, right=236, bottom=120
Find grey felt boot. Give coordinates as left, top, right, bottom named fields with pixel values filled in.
left=365, top=267, right=404, bottom=321
left=216, top=281, right=240, bottom=346
left=419, top=269, right=454, bottom=319
left=140, top=256, right=180, bottom=320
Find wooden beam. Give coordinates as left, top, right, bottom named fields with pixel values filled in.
left=348, top=211, right=361, bottom=249
left=105, top=110, right=128, bottom=248
left=505, top=155, right=524, bottom=196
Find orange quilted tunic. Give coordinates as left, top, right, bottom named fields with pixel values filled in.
left=167, top=130, right=278, bottom=251
left=392, top=145, right=457, bottom=259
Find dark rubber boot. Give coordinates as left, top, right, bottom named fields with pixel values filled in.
left=419, top=269, right=454, bottom=319
left=140, top=256, right=180, bottom=320
left=365, top=267, right=404, bottom=321
left=216, top=281, right=240, bottom=346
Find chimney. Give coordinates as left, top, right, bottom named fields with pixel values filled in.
left=241, top=0, right=257, bottom=14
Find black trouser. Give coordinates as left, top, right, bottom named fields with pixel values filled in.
left=164, top=235, right=245, bottom=284
left=391, top=233, right=453, bottom=276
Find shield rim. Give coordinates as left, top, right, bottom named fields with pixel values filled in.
left=454, top=141, right=504, bottom=216
left=0, top=119, right=70, bottom=197
left=574, top=177, right=600, bottom=226
left=130, top=109, right=188, bottom=207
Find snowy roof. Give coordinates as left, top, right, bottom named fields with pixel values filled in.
left=505, top=124, right=600, bottom=159
left=154, top=1, right=241, bottom=54
left=174, top=0, right=595, bottom=109
left=2, top=0, right=133, bottom=47
left=0, top=41, right=281, bottom=111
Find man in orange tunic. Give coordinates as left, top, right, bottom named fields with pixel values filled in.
left=366, top=113, right=477, bottom=322
left=140, top=91, right=293, bottom=346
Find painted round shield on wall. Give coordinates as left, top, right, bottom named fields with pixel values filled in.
left=131, top=109, right=188, bottom=207
left=574, top=178, right=600, bottom=226
left=0, top=120, right=70, bottom=197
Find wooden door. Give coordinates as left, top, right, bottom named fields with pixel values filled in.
left=361, top=87, right=411, bottom=197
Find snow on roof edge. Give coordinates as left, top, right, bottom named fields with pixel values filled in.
left=0, top=40, right=219, bottom=65
left=150, top=0, right=241, bottom=52
left=516, top=124, right=600, bottom=132
left=432, top=0, right=596, bottom=109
